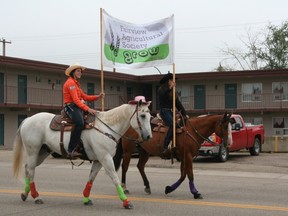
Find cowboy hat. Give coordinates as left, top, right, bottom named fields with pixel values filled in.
left=134, top=96, right=147, bottom=103
left=128, top=95, right=151, bottom=105
left=65, top=63, right=86, bottom=76
left=159, top=72, right=176, bottom=84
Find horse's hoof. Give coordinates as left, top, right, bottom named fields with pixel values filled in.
left=123, top=200, right=133, bottom=209
left=144, top=187, right=151, bottom=194
left=193, top=193, right=203, bottom=199
left=123, top=189, right=130, bottom=194
left=35, top=199, right=44, bottom=204
left=21, top=193, right=28, bottom=201
left=123, top=202, right=133, bottom=209
left=165, top=186, right=173, bottom=194
left=84, top=199, right=93, bottom=206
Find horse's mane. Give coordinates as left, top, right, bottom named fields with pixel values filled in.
left=188, top=114, right=223, bottom=125
left=96, top=104, right=132, bottom=125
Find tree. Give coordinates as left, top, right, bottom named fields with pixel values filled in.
left=256, top=21, right=288, bottom=69
left=214, top=63, right=233, bottom=72
left=219, top=29, right=263, bottom=70
left=219, top=21, right=288, bottom=70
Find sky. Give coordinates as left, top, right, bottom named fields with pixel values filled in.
left=1, top=0, right=288, bottom=75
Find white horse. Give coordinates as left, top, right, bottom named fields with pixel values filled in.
left=13, top=101, right=152, bottom=209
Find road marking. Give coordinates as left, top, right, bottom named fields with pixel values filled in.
left=1, top=189, right=288, bottom=212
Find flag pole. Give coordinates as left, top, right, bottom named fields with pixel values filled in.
left=172, top=63, right=176, bottom=148
left=100, top=8, right=104, bottom=111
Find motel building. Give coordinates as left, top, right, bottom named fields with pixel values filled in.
left=1, top=56, right=288, bottom=152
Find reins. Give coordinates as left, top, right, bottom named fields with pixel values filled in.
left=70, top=160, right=86, bottom=169
left=69, top=104, right=144, bottom=168
left=183, top=117, right=221, bottom=146
left=94, top=103, right=143, bottom=143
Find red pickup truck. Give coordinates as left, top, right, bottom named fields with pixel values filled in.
left=199, top=114, right=265, bottom=162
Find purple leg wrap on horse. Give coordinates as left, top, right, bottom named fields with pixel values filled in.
left=171, top=180, right=182, bottom=191
left=189, top=181, right=198, bottom=194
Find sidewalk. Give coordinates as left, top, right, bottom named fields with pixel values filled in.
left=2, top=149, right=288, bottom=174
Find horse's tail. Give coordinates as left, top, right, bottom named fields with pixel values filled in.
left=13, top=124, right=24, bottom=179
left=113, top=139, right=123, bottom=171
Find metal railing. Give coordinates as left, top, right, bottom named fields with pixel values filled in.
left=180, top=93, right=288, bottom=112
left=0, top=86, right=127, bottom=110
left=1, top=86, right=288, bottom=112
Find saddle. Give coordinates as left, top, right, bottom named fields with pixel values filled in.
left=49, top=110, right=95, bottom=131
left=49, top=109, right=95, bottom=160
left=151, top=113, right=184, bottom=134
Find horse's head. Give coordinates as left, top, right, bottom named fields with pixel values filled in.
left=214, top=112, right=233, bottom=147
left=129, top=100, right=152, bottom=141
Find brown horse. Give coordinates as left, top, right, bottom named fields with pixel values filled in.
left=113, top=113, right=233, bottom=199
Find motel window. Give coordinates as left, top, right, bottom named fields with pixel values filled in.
left=242, top=83, right=262, bottom=102
left=273, top=117, right=288, bottom=135
left=272, top=82, right=288, bottom=101
left=36, top=76, right=41, bottom=83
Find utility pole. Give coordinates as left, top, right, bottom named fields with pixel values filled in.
left=0, top=38, right=12, bottom=56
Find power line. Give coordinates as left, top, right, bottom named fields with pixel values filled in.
left=6, top=19, right=287, bottom=41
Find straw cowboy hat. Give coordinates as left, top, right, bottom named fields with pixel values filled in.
left=159, top=72, right=176, bottom=84
left=65, top=63, right=86, bottom=76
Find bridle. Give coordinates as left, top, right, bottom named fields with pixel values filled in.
left=183, top=116, right=229, bottom=146
left=94, top=103, right=146, bottom=143
left=129, top=103, right=143, bottom=136
left=217, top=117, right=230, bottom=147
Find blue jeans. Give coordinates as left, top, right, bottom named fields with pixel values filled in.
left=65, top=104, right=84, bottom=152
left=160, top=108, right=173, bottom=149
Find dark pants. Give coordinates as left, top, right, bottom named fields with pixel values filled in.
left=65, top=104, right=84, bottom=153
left=160, top=108, right=173, bottom=149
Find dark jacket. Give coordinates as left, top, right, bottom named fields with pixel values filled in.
left=158, top=84, right=187, bottom=116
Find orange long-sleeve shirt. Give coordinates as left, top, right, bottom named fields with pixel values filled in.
left=63, top=77, right=98, bottom=111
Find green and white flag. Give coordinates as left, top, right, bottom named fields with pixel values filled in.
left=102, top=9, right=174, bottom=69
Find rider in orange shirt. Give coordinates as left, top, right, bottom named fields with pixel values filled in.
left=63, top=63, right=104, bottom=159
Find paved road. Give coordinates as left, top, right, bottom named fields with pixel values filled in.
left=0, top=150, right=288, bottom=216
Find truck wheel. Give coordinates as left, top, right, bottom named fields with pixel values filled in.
left=217, top=144, right=228, bottom=162
left=249, top=138, right=261, bottom=156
